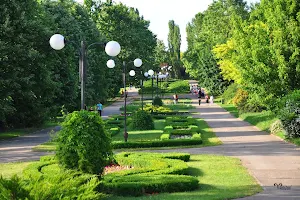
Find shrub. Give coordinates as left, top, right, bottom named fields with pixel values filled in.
left=131, top=110, right=154, bottom=130
left=0, top=176, right=30, bottom=199
left=109, top=127, right=120, bottom=136
left=160, top=134, right=170, bottom=140
left=278, top=90, right=300, bottom=138
left=112, top=137, right=202, bottom=149
left=99, top=152, right=198, bottom=196
left=222, top=83, right=238, bottom=104
left=56, top=110, right=112, bottom=174
left=167, top=80, right=190, bottom=93
left=270, top=120, right=284, bottom=134
left=21, top=159, right=102, bottom=199
left=153, top=96, right=163, bottom=106
left=164, top=126, right=173, bottom=133
left=232, top=88, right=248, bottom=108
left=192, top=133, right=201, bottom=139
left=143, top=105, right=172, bottom=113
left=189, top=125, right=199, bottom=132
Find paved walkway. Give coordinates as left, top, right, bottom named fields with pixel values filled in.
left=0, top=88, right=139, bottom=163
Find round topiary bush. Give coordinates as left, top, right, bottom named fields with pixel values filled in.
left=56, top=110, right=112, bottom=174
left=153, top=96, right=163, bottom=106
left=131, top=110, right=154, bottom=130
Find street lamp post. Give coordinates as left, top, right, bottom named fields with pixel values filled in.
left=148, top=69, right=154, bottom=104
left=49, top=34, right=120, bottom=110
left=107, top=59, right=142, bottom=142
left=142, top=72, right=149, bottom=110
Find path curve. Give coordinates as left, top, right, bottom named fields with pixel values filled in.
left=0, top=88, right=139, bottom=163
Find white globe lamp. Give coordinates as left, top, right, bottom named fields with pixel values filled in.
left=49, top=34, right=65, bottom=50
left=105, top=41, right=121, bottom=57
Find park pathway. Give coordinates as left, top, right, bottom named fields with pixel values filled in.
left=148, top=80, right=300, bottom=199
left=0, top=88, right=139, bottom=163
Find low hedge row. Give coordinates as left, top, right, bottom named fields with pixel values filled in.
left=99, top=152, right=198, bottom=196
left=161, top=133, right=202, bottom=141
left=112, top=137, right=202, bottom=149
left=164, top=125, right=199, bottom=134
left=100, top=174, right=198, bottom=196
left=109, top=127, right=120, bottom=136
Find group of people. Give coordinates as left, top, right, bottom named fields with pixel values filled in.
left=84, top=102, right=103, bottom=116
left=190, top=84, right=214, bottom=106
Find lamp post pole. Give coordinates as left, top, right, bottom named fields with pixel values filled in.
left=156, top=73, right=159, bottom=97
left=122, top=61, right=128, bottom=142
left=141, top=78, right=144, bottom=110
left=49, top=34, right=120, bottom=110
left=79, top=41, right=86, bottom=110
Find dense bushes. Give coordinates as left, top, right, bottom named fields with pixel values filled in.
left=278, top=90, right=300, bottom=138
left=0, top=176, right=30, bottom=199
left=56, top=111, right=112, bottom=174
left=222, top=83, right=238, bottom=104
left=153, top=96, right=163, bottom=106
left=131, top=110, right=154, bottom=130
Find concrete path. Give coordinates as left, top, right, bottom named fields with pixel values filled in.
left=147, top=96, right=300, bottom=199
left=0, top=88, right=139, bottom=163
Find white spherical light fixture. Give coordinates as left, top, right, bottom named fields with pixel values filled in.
left=129, top=70, right=136, bottom=76
left=134, top=58, right=142, bottom=67
left=106, top=59, right=115, bottom=68
left=49, top=34, right=65, bottom=50
left=144, top=72, right=149, bottom=77
left=148, top=69, right=154, bottom=76
left=105, top=41, right=121, bottom=57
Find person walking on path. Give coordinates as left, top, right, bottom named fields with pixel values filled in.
left=96, top=102, right=103, bottom=116
left=198, top=91, right=202, bottom=105
left=210, top=95, right=214, bottom=105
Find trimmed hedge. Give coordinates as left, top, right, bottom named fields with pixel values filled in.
left=100, top=175, right=198, bottom=196
left=112, top=137, right=202, bottom=149
left=99, top=152, right=198, bottom=196
left=109, top=127, right=120, bottom=136
left=160, top=134, right=170, bottom=140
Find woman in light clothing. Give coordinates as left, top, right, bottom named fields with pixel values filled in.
left=209, top=95, right=214, bottom=104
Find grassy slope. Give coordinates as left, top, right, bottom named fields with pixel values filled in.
left=219, top=104, right=300, bottom=146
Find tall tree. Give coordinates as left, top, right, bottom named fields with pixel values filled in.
left=168, top=20, right=181, bottom=78
left=183, top=0, right=248, bottom=95
left=87, top=2, right=157, bottom=90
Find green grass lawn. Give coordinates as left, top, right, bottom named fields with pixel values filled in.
left=0, top=121, right=58, bottom=140
left=103, top=154, right=262, bottom=200
left=219, top=104, right=300, bottom=146
left=0, top=154, right=262, bottom=200
left=0, top=162, right=37, bottom=178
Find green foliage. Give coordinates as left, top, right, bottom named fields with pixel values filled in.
left=167, top=80, right=190, bottom=93
left=160, top=134, right=170, bottom=140
left=99, top=152, right=198, bottom=196
left=112, top=137, right=202, bottom=149
left=143, top=105, right=172, bottom=113
left=277, top=90, right=300, bottom=138
left=0, top=175, right=30, bottom=200
left=21, top=157, right=102, bottom=199
left=192, top=133, right=201, bottom=139
left=168, top=20, right=182, bottom=78
left=164, top=126, right=173, bottom=133
left=131, top=110, right=154, bottom=130
left=183, top=0, right=248, bottom=95
left=109, top=127, right=120, bottom=137
left=56, top=111, right=112, bottom=174
left=222, top=83, right=239, bottom=104
left=270, top=120, right=284, bottom=134
left=153, top=96, right=163, bottom=106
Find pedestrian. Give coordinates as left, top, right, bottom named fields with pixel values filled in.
left=96, top=102, right=103, bottom=116
left=198, top=92, right=201, bottom=105
left=205, top=95, right=209, bottom=103
left=173, top=93, right=179, bottom=104
left=210, top=95, right=214, bottom=105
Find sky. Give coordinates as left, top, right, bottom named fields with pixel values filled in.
left=77, top=0, right=260, bottom=51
